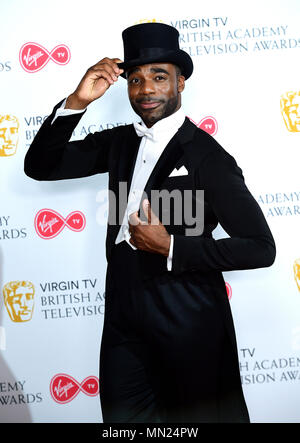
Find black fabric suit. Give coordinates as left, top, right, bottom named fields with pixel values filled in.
left=24, top=100, right=276, bottom=423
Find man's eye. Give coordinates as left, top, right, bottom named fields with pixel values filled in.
left=155, top=75, right=166, bottom=81
left=129, top=78, right=140, bottom=84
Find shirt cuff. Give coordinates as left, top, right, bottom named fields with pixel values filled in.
left=125, top=237, right=137, bottom=250
left=127, top=233, right=173, bottom=267
left=51, top=98, right=87, bottom=124
left=121, top=224, right=137, bottom=250
left=167, top=234, right=174, bottom=271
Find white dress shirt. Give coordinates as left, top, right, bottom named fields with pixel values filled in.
left=52, top=100, right=186, bottom=271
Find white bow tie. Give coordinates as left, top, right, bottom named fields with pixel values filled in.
left=133, top=122, right=155, bottom=141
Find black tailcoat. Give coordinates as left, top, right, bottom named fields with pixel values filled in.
left=24, top=101, right=276, bottom=422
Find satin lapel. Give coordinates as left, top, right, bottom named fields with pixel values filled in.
left=118, top=125, right=141, bottom=197
left=143, top=117, right=197, bottom=203
left=114, top=125, right=140, bottom=225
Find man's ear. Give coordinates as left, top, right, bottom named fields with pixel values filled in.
left=177, top=75, right=185, bottom=93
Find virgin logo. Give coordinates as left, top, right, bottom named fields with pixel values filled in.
left=34, top=209, right=86, bottom=239
left=50, top=374, right=99, bottom=404
left=189, top=116, right=218, bottom=136
left=19, top=42, right=71, bottom=73
left=225, top=282, right=232, bottom=300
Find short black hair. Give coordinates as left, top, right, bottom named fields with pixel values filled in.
left=174, top=65, right=182, bottom=77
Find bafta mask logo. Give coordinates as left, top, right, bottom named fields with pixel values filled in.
left=294, top=259, right=300, bottom=292
left=2, top=281, right=35, bottom=322
left=0, top=115, right=19, bottom=156
left=134, top=18, right=163, bottom=24
left=280, top=91, right=300, bottom=132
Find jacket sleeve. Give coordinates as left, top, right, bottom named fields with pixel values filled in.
left=24, top=100, right=113, bottom=181
left=171, top=149, right=276, bottom=275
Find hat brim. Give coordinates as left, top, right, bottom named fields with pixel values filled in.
left=117, top=49, right=193, bottom=80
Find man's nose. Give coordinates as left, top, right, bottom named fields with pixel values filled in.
left=140, top=79, right=155, bottom=95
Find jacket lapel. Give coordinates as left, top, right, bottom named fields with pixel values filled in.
left=143, top=117, right=197, bottom=204
left=118, top=117, right=197, bottom=198
left=107, top=118, right=197, bottom=262
left=136, top=118, right=197, bottom=279
left=114, top=117, right=197, bottom=226
left=118, top=125, right=140, bottom=191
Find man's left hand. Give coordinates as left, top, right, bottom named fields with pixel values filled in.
left=128, top=200, right=171, bottom=257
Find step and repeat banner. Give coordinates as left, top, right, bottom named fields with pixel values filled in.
left=0, top=0, right=299, bottom=423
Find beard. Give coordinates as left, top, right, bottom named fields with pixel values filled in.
left=130, top=94, right=180, bottom=127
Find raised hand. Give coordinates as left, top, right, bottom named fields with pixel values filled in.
left=66, top=57, right=124, bottom=109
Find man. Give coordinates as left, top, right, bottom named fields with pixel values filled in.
left=24, top=23, right=276, bottom=423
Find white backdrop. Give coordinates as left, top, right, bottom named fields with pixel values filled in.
left=0, top=0, right=300, bottom=423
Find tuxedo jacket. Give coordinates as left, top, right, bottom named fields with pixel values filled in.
left=24, top=100, right=276, bottom=421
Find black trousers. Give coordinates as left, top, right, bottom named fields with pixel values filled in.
left=99, top=242, right=229, bottom=423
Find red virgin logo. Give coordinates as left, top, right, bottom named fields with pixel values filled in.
left=19, top=42, right=71, bottom=73
left=50, top=374, right=99, bottom=404
left=188, top=116, right=218, bottom=136
left=225, top=282, right=232, bottom=300
left=34, top=209, right=86, bottom=239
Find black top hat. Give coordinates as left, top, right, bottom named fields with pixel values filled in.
left=117, top=23, right=193, bottom=80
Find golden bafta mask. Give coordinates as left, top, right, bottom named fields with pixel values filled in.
left=280, top=91, right=300, bottom=132
left=2, top=281, right=35, bottom=322
left=294, top=259, right=300, bottom=292
left=0, top=115, right=20, bottom=156
left=135, top=18, right=163, bottom=24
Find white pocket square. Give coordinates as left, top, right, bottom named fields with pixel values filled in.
left=168, top=165, right=188, bottom=177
